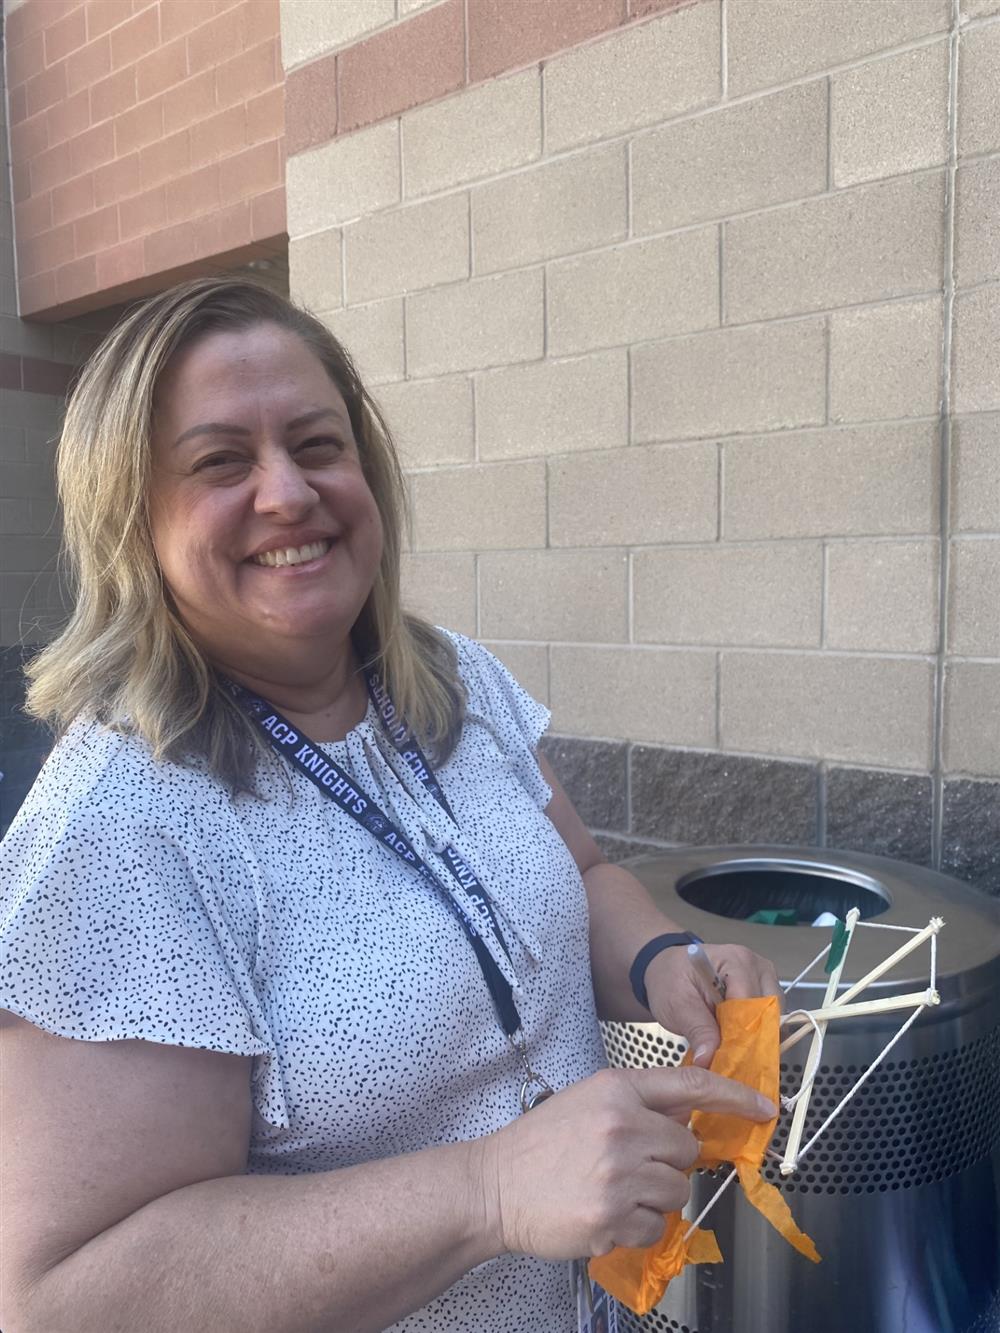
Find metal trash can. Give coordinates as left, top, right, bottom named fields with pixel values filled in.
left=600, top=846, right=1000, bottom=1333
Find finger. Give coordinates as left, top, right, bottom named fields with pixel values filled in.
left=629, top=1107, right=701, bottom=1170
left=663, top=986, right=720, bottom=1067
left=706, top=946, right=779, bottom=1002
left=604, top=1205, right=669, bottom=1254
left=631, top=1159, right=696, bottom=1215
left=628, top=1065, right=777, bottom=1122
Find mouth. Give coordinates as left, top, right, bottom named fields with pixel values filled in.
left=248, top=538, right=334, bottom=568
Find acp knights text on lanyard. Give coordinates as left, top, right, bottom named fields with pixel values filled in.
left=226, top=669, right=554, bottom=1113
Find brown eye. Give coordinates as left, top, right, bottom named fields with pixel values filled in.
left=297, top=437, right=342, bottom=459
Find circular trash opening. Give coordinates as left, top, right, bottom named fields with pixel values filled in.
left=676, top=858, right=891, bottom=923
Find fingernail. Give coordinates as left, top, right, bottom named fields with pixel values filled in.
left=757, top=1094, right=777, bottom=1117
left=693, top=1045, right=712, bottom=1065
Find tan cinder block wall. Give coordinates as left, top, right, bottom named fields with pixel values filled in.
left=283, top=0, right=1000, bottom=879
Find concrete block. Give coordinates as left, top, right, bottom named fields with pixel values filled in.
left=961, top=0, right=1000, bottom=14
left=476, top=350, right=628, bottom=460
left=289, top=228, right=342, bottom=311
left=633, top=81, right=827, bottom=234
left=0, top=391, right=66, bottom=431
left=0, top=498, right=59, bottom=537
left=550, top=644, right=717, bottom=746
left=544, top=2, right=719, bottom=152
left=320, top=298, right=404, bottom=385
left=286, top=120, right=400, bottom=235
left=472, top=143, right=626, bottom=275
left=725, top=172, right=945, bottom=323
left=958, top=20, right=1000, bottom=157
left=400, top=551, right=477, bottom=637
left=549, top=442, right=718, bottom=547
left=953, top=285, right=1000, bottom=414
left=956, top=156, right=1000, bottom=288
left=952, top=412, right=1000, bottom=532
left=634, top=542, right=822, bottom=647
left=281, top=0, right=395, bottom=68
left=632, top=317, right=826, bottom=442
left=410, top=460, right=546, bottom=549
left=0, top=463, right=57, bottom=500
left=826, top=539, right=940, bottom=653
left=832, top=40, right=950, bottom=187
left=727, top=0, right=948, bottom=96
left=547, top=227, right=718, bottom=357
left=480, top=640, right=550, bottom=705
left=401, top=68, right=541, bottom=197
left=722, top=652, right=935, bottom=770
left=949, top=538, right=1000, bottom=655
left=0, top=316, right=54, bottom=358
left=479, top=548, right=628, bottom=642
left=376, top=375, right=474, bottom=468
left=406, top=269, right=544, bottom=377
left=0, top=571, right=66, bottom=613
left=723, top=422, right=939, bottom=539
left=0, top=430, right=25, bottom=464
left=344, top=193, right=469, bottom=304
left=829, top=296, right=943, bottom=423
left=945, top=661, right=1000, bottom=775
left=0, top=534, right=61, bottom=573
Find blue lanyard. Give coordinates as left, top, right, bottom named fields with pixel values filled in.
left=226, top=674, right=522, bottom=1040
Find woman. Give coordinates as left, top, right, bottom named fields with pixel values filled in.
left=0, top=279, right=779, bottom=1333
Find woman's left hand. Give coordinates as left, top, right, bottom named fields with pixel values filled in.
left=643, top=943, right=781, bottom=1068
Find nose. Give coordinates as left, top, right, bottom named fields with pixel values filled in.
left=253, top=447, right=319, bottom=519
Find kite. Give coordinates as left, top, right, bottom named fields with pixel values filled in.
left=589, top=910, right=945, bottom=1316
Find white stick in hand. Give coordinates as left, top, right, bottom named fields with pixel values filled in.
left=780, top=907, right=861, bottom=1176
left=780, top=916, right=945, bottom=1057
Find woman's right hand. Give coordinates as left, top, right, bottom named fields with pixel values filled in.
left=477, top=1065, right=775, bottom=1261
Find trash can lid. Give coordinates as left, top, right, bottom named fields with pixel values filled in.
left=627, top=845, right=1000, bottom=1003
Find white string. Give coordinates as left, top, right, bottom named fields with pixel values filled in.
left=790, top=1003, right=927, bottom=1168
left=852, top=920, right=922, bottom=932
left=778, top=1009, right=826, bottom=1110
left=682, top=1166, right=738, bottom=1240
left=931, top=930, right=938, bottom=988
left=781, top=943, right=832, bottom=996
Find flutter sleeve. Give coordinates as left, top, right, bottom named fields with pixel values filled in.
left=445, top=631, right=553, bottom=809
left=0, top=730, right=288, bottom=1126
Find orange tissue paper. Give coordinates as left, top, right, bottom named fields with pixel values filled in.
left=588, top=995, right=820, bottom=1317
left=692, top=995, right=820, bottom=1266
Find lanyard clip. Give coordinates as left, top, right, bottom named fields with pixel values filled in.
left=510, top=1030, right=554, bottom=1113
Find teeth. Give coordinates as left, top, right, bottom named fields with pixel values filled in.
left=252, top=540, right=330, bottom=568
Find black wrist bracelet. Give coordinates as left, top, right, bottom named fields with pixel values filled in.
left=629, top=931, right=703, bottom=1011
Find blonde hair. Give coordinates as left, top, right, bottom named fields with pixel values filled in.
left=26, top=277, right=464, bottom=792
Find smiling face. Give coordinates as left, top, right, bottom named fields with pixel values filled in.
left=148, top=322, right=383, bottom=676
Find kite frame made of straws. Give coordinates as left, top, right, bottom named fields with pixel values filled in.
left=683, top=911, right=944, bottom=1238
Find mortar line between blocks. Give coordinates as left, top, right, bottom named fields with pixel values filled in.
left=720, top=0, right=728, bottom=100
left=931, top=0, right=961, bottom=870
left=715, top=651, right=722, bottom=748
left=821, top=542, right=829, bottom=647
left=817, top=763, right=828, bottom=846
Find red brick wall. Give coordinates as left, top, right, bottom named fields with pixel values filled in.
left=5, top=0, right=285, bottom=319
left=285, top=0, right=694, bottom=158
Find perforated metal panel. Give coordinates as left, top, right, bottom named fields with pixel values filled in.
left=599, top=1020, right=687, bottom=1072
left=764, top=1025, right=1000, bottom=1193
left=616, top=1308, right=698, bottom=1333
left=600, top=1021, right=1000, bottom=1194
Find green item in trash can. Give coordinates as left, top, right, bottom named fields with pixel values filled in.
left=746, top=908, right=799, bottom=925
left=825, top=917, right=850, bottom=974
